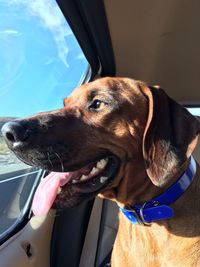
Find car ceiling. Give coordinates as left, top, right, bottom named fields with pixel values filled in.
left=103, top=0, right=200, bottom=104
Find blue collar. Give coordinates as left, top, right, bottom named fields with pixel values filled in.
left=120, top=156, right=196, bottom=225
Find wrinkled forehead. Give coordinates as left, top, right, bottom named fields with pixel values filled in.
left=65, top=77, right=141, bottom=103
left=63, top=78, right=114, bottom=104
left=70, top=77, right=117, bottom=97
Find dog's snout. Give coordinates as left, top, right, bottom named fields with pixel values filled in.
left=1, top=121, right=30, bottom=148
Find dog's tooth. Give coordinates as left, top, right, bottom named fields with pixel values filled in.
left=97, top=159, right=105, bottom=169
left=90, top=167, right=99, bottom=176
left=57, top=187, right=62, bottom=194
left=97, top=158, right=108, bottom=169
left=100, top=176, right=108, bottom=183
left=80, top=174, right=89, bottom=181
left=72, top=179, right=78, bottom=184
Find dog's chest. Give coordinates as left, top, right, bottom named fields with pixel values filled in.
left=111, top=215, right=200, bottom=267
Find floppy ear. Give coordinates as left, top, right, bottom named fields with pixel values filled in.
left=140, top=85, right=200, bottom=186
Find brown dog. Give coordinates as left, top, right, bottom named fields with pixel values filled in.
left=2, top=77, right=200, bottom=266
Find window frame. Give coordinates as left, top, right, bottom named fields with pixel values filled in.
left=56, top=0, right=116, bottom=78
left=0, top=169, right=45, bottom=245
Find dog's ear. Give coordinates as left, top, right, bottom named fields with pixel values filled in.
left=140, top=84, right=200, bottom=186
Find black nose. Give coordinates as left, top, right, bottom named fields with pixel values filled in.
left=1, top=121, right=30, bottom=148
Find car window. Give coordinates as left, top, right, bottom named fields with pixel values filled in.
left=0, top=0, right=89, bottom=243
left=188, top=108, right=200, bottom=116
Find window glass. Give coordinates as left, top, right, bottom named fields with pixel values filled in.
left=188, top=107, right=200, bottom=116
left=0, top=0, right=89, bottom=241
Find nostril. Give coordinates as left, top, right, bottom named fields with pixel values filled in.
left=1, top=121, right=30, bottom=146
left=5, top=132, right=16, bottom=142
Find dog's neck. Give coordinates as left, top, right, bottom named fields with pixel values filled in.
left=101, top=156, right=197, bottom=222
left=119, top=157, right=196, bottom=225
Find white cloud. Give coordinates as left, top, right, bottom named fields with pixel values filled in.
left=9, top=0, right=73, bottom=68
left=76, top=53, right=86, bottom=60
left=0, top=30, right=21, bottom=36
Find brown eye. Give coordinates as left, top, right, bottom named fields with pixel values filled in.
left=89, top=99, right=105, bottom=110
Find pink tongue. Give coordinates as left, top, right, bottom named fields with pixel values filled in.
left=32, top=172, right=72, bottom=216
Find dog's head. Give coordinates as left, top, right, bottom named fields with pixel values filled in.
left=2, top=77, right=200, bottom=214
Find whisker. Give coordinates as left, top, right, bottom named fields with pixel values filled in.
left=47, top=152, right=54, bottom=171
left=55, top=152, right=64, bottom=172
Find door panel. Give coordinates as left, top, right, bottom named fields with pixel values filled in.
left=0, top=211, right=55, bottom=267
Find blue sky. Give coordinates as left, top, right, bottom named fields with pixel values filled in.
left=0, top=0, right=88, bottom=118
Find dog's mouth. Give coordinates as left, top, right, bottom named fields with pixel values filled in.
left=32, top=156, right=119, bottom=216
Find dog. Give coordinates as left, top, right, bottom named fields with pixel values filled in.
left=2, top=77, right=200, bottom=266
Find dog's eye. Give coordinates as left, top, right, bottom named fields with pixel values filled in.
left=89, top=99, right=105, bottom=110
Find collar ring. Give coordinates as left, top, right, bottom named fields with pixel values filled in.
left=139, top=202, right=151, bottom=226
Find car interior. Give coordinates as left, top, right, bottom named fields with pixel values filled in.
left=0, top=0, right=200, bottom=267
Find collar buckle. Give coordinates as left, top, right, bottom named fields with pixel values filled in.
left=120, top=207, right=142, bottom=224
left=139, top=202, right=151, bottom=226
